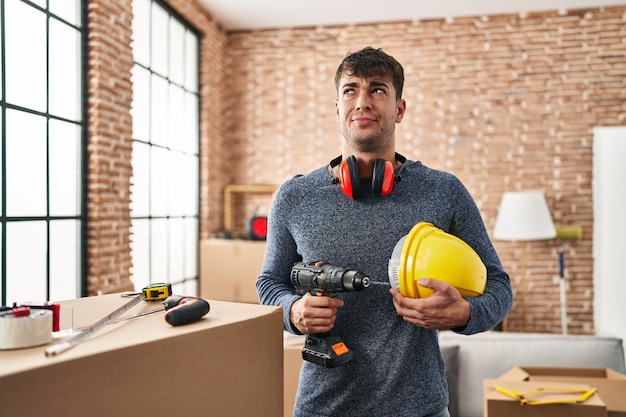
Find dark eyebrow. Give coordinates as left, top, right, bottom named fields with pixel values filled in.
left=341, top=82, right=359, bottom=90
left=370, top=81, right=389, bottom=89
left=341, top=80, right=390, bottom=90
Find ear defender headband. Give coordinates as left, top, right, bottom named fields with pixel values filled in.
left=327, top=153, right=407, bottom=199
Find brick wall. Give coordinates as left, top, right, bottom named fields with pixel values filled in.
left=87, top=1, right=625, bottom=334
left=225, top=7, right=626, bottom=334
left=86, top=0, right=135, bottom=294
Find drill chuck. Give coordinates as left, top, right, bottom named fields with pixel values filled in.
left=290, top=262, right=370, bottom=295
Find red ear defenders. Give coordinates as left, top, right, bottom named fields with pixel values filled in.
left=327, top=153, right=407, bottom=199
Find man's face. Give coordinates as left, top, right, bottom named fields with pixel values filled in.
left=335, top=72, right=406, bottom=153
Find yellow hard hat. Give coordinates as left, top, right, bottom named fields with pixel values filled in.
left=388, top=222, right=487, bottom=298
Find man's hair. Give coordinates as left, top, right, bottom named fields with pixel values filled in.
left=334, top=47, right=405, bottom=100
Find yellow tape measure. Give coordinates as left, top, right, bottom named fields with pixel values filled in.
left=119, top=283, right=173, bottom=301
left=141, top=283, right=173, bottom=301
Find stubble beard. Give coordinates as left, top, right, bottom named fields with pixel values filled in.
left=342, top=124, right=393, bottom=154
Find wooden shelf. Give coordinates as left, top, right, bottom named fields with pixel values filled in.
left=223, top=184, right=277, bottom=235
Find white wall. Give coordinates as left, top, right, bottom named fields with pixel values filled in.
left=593, top=127, right=626, bottom=354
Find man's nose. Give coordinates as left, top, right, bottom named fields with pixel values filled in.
left=355, top=92, right=372, bottom=110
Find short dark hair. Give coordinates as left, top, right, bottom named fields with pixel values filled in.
left=334, top=47, right=404, bottom=100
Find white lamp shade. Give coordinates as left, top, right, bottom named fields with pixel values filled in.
left=493, top=190, right=557, bottom=241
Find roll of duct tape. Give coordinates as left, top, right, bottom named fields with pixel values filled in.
left=0, top=309, right=53, bottom=350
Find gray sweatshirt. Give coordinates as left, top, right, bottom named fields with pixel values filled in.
left=256, top=158, right=513, bottom=417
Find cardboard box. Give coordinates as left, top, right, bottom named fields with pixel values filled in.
left=284, top=333, right=305, bottom=417
left=0, top=294, right=283, bottom=417
left=200, top=238, right=266, bottom=304
left=484, top=379, right=607, bottom=417
left=498, top=366, right=626, bottom=417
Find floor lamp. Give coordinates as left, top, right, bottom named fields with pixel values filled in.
left=493, top=190, right=557, bottom=332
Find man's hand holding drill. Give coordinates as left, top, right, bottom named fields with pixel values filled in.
left=290, top=292, right=344, bottom=335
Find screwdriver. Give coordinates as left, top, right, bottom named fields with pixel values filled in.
left=163, top=295, right=210, bottom=326
left=111, top=295, right=210, bottom=326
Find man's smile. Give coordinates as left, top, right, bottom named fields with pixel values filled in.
left=351, top=115, right=378, bottom=126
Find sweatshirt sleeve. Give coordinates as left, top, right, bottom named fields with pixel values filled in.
left=447, top=177, right=513, bottom=334
left=255, top=179, right=304, bottom=334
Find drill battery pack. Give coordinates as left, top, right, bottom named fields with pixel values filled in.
left=302, top=334, right=353, bottom=368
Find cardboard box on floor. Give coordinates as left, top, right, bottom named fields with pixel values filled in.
left=498, top=366, right=626, bottom=417
left=284, top=333, right=305, bottom=417
left=484, top=379, right=607, bottom=417
left=200, top=239, right=308, bottom=416
left=0, top=294, right=283, bottom=417
left=200, top=238, right=266, bottom=304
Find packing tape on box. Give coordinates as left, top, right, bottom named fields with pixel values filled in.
left=0, top=309, right=53, bottom=350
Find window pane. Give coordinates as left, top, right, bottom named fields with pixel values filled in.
left=151, top=74, right=168, bottom=147
left=50, top=220, right=80, bottom=301
left=168, top=151, right=184, bottom=217
left=132, top=0, right=150, bottom=66
left=168, top=218, right=184, bottom=282
left=182, top=153, right=199, bottom=216
left=185, top=218, right=198, bottom=279
left=50, top=0, right=80, bottom=27
left=131, top=0, right=199, bottom=295
left=49, top=19, right=81, bottom=121
left=49, top=120, right=80, bottom=216
left=150, top=146, right=169, bottom=216
left=184, top=31, right=198, bottom=93
left=151, top=219, right=168, bottom=283
left=130, top=141, right=150, bottom=217
left=168, top=84, right=185, bottom=152
left=29, top=0, right=46, bottom=8
left=6, top=222, right=47, bottom=302
left=5, top=1, right=47, bottom=112
left=184, top=92, right=199, bottom=154
left=171, top=280, right=198, bottom=297
left=151, top=5, right=169, bottom=76
left=6, top=110, right=47, bottom=216
left=131, top=65, right=150, bottom=142
left=169, top=19, right=185, bottom=86
left=2, top=0, right=84, bottom=306
left=130, top=219, right=150, bottom=291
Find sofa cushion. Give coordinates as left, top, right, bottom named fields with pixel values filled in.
left=440, top=344, right=459, bottom=417
left=438, top=331, right=626, bottom=417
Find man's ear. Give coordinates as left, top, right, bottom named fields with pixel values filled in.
left=396, top=99, right=407, bottom=123
left=335, top=101, right=339, bottom=122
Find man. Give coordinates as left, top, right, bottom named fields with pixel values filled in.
left=256, top=47, right=512, bottom=417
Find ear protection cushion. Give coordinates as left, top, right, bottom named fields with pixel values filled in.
left=339, top=156, right=361, bottom=199
left=371, top=159, right=395, bottom=196
left=372, top=159, right=395, bottom=195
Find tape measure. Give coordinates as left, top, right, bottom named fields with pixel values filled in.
left=45, top=283, right=172, bottom=357
left=121, top=282, right=173, bottom=301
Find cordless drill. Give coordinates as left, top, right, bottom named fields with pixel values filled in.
left=290, top=261, right=371, bottom=368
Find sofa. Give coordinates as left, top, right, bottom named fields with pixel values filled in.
left=438, top=331, right=626, bottom=417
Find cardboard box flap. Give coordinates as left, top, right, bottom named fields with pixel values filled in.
left=497, top=366, right=626, bottom=415
left=484, top=379, right=608, bottom=417
left=500, top=366, right=620, bottom=380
